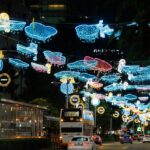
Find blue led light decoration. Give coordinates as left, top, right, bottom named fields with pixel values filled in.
left=54, top=71, right=80, bottom=79
left=78, top=73, right=97, bottom=82
left=25, top=22, right=57, bottom=42
left=122, top=65, right=140, bottom=74
left=43, top=50, right=66, bottom=66
left=31, top=62, right=47, bottom=73
left=60, top=82, right=74, bottom=95
left=9, top=58, right=29, bottom=69
left=75, top=20, right=114, bottom=43
left=100, top=74, right=120, bottom=83
left=17, top=42, right=38, bottom=61
left=67, top=60, right=97, bottom=71
left=75, top=23, right=99, bottom=43
left=124, top=94, right=137, bottom=102
left=97, top=20, right=114, bottom=38
left=129, top=74, right=150, bottom=83
left=0, top=60, right=3, bottom=71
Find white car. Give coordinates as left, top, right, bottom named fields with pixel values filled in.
left=67, top=136, right=96, bottom=150
left=143, top=134, right=150, bottom=143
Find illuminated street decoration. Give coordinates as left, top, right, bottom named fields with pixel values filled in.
left=60, top=77, right=75, bottom=83
left=0, top=51, right=4, bottom=59
left=45, top=63, right=52, bottom=74
left=75, top=23, right=99, bottom=43
left=104, top=83, right=134, bottom=92
left=60, top=82, right=74, bottom=94
left=25, top=22, right=57, bottom=42
left=113, top=111, right=120, bottom=118
left=0, top=60, right=3, bottom=71
left=80, top=91, right=91, bottom=97
left=9, top=58, right=29, bottom=69
left=129, top=74, right=150, bottom=83
left=127, top=22, right=139, bottom=27
left=0, top=73, right=11, bottom=87
left=97, top=106, right=105, bottom=114
left=31, top=62, right=47, bottom=73
left=54, top=71, right=80, bottom=79
left=67, top=60, right=97, bottom=71
left=84, top=56, right=112, bottom=72
left=117, top=59, right=126, bottom=73
left=114, top=30, right=121, bottom=40
left=135, top=85, right=150, bottom=91
left=17, top=42, right=38, bottom=61
left=91, top=98, right=100, bottom=106
left=100, top=74, right=120, bottom=83
left=124, top=94, right=137, bottom=101
left=122, top=65, right=140, bottom=74
left=75, top=20, right=114, bottom=43
left=97, top=20, right=114, bottom=38
left=88, top=80, right=103, bottom=89
left=0, top=12, right=10, bottom=32
left=138, top=97, right=149, bottom=102
left=69, top=95, right=80, bottom=106
left=122, top=109, right=130, bottom=116
left=0, top=12, right=26, bottom=33
left=137, top=66, right=150, bottom=75
left=77, top=73, right=97, bottom=82
left=43, top=50, right=66, bottom=66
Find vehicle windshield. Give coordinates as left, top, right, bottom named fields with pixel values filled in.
left=72, top=137, right=89, bottom=141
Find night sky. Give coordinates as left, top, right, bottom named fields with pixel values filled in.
left=0, top=0, right=149, bottom=108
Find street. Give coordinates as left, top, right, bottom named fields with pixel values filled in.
left=98, top=142, right=150, bottom=150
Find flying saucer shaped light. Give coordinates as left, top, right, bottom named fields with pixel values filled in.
left=9, top=58, right=29, bottom=69
left=67, top=60, right=97, bottom=71
left=124, top=94, right=137, bottom=101
left=138, top=97, right=149, bottom=102
left=31, top=62, right=47, bottom=73
left=129, top=74, right=150, bottom=83
left=135, top=85, right=150, bottom=91
left=77, top=73, right=97, bottom=82
left=84, top=56, right=112, bottom=72
left=122, top=65, right=140, bottom=74
left=0, top=60, right=3, bottom=71
left=104, top=83, right=134, bottom=92
left=0, top=19, right=26, bottom=32
left=100, top=74, right=120, bottom=83
left=75, top=24, right=99, bottom=43
left=80, top=91, right=91, bottom=97
left=25, top=22, right=57, bottom=42
left=137, top=66, right=150, bottom=75
left=17, top=42, right=38, bottom=61
left=54, top=71, right=80, bottom=79
left=43, top=50, right=66, bottom=66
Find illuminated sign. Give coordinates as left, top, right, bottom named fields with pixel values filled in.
left=69, top=95, right=80, bottom=106
left=64, top=111, right=79, bottom=117
left=97, top=106, right=105, bottom=114
left=113, top=111, right=120, bottom=118
left=0, top=73, right=11, bottom=87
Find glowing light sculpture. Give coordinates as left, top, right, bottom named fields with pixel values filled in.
left=67, top=60, right=97, bottom=71
left=25, top=22, right=57, bottom=42
left=60, top=82, right=74, bottom=95
left=137, top=66, right=150, bottom=75
left=91, top=98, right=100, bottom=106
left=75, top=23, right=99, bottom=43
left=129, top=74, right=150, bottom=83
left=17, top=42, right=38, bottom=61
left=97, top=20, right=114, bottom=38
left=43, top=50, right=66, bottom=66
left=54, top=71, right=80, bottom=79
left=77, top=73, right=97, bottom=82
left=8, top=58, right=29, bottom=69
left=84, top=56, right=112, bottom=72
left=127, top=22, right=139, bottom=27
left=122, top=65, right=140, bottom=74
left=80, top=91, right=91, bottom=97
left=0, top=60, right=3, bottom=71
left=124, top=94, right=137, bottom=102
left=31, top=62, right=47, bottom=73
left=100, top=74, right=120, bottom=83
left=118, top=59, right=126, bottom=73
left=104, top=83, right=134, bottom=92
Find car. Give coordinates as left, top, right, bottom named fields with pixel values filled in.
left=92, top=134, right=102, bottom=145
left=143, top=134, right=150, bottom=143
left=120, top=134, right=133, bottom=144
left=67, top=136, right=96, bottom=150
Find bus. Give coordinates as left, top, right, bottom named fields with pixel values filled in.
left=59, top=108, right=94, bottom=147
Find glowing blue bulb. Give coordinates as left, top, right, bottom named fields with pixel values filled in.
left=0, top=60, right=3, bottom=71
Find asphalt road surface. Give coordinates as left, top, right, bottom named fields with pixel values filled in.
left=98, top=141, right=150, bottom=150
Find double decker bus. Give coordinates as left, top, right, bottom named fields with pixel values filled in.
left=59, top=108, right=94, bottom=147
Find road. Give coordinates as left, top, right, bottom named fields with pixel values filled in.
left=98, top=141, right=150, bottom=150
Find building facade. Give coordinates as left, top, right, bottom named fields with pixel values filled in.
left=0, top=98, right=46, bottom=138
